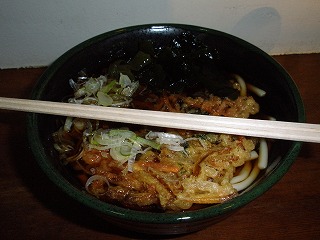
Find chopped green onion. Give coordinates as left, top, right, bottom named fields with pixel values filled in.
left=120, top=143, right=133, bottom=156
left=122, top=81, right=139, bottom=97
left=97, top=91, right=113, bottom=106
left=134, top=136, right=161, bottom=150
left=63, top=116, right=73, bottom=131
left=109, top=129, right=136, bottom=139
left=119, top=73, right=132, bottom=88
left=101, top=80, right=117, bottom=93
left=110, top=147, right=128, bottom=162
left=84, top=77, right=101, bottom=95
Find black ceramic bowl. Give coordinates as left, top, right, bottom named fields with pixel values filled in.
left=27, top=24, right=304, bottom=235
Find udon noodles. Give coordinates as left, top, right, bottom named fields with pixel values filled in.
left=52, top=33, right=269, bottom=212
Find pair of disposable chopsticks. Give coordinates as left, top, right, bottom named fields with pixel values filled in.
left=0, top=96, right=319, bottom=143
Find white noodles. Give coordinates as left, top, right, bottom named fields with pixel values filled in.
left=230, top=161, right=252, bottom=184
left=234, top=74, right=247, bottom=97
left=232, top=161, right=260, bottom=191
left=231, top=139, right=268, bottom=190
left=249, top=150, right=259, bottom=160
left=258, top=138, right=268, bottom=169
left=247, top=83, right=266, bottom=97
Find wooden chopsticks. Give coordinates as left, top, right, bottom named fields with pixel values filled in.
left=0, top=96, right=319, bottom=143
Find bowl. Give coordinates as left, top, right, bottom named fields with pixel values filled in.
left=27, top=24, right=304, bottom=235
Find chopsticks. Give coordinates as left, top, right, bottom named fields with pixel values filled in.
left=0, top=96, right=319, bottom=143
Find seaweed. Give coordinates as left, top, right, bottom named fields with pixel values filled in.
left=107, top=31, right=240, bottom=99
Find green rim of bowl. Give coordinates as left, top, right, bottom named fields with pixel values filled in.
left=27, top=23, right=305, bottom=225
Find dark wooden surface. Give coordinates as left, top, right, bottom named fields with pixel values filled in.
left=0, top=54, right=320, bottom=239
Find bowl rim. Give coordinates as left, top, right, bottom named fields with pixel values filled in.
left=27, top=23, right=305, bottom=224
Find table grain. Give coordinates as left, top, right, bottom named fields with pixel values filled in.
left=0, top=54, right=320, bottom=239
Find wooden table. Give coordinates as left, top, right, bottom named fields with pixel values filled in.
left=1, top=54, right=320, bottom=239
